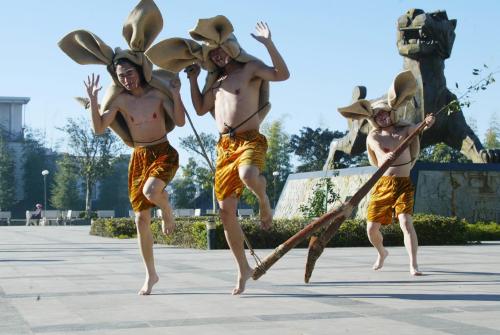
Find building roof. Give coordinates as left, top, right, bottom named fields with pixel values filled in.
left=0, top=96, right=30, bottom=104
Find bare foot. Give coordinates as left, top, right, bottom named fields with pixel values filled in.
left=259, top=196, right=273, bottom=231
left=232, top=266, right=254, bottom=295
left=161, top=208, right=175, bottom=235
left=138, top=274, right=159, bottom=295
left=410, top=267, right=422, bottom=276
left=372, top=249, right=389, bottom=270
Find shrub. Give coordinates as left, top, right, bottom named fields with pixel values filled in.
left=466, top=221, right=500, bottom=242
left=90, top=213, right=493, bottom=249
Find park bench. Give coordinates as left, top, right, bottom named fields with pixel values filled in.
left=238, top=209, right=254, bottom=218
left=97, top=210, right=115, bottom=218
left=0, top=211, right=11, bottom=225
left=43, top=210, right=63, bottom=225
left=64, top=210, right=83, bottom=225
left=173, top=209, right=195, bottom=217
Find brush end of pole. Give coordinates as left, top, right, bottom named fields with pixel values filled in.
left=252, top=264, right=266, bottom=280
left=304, top=235, right=325, bottom=283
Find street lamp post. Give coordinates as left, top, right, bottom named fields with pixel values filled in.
left=272, top=171, right=279, bottom=209
left=41, top=170, right=49, bottom=219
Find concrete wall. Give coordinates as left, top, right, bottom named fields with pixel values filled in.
left=274, top=163, right=500, bottom=223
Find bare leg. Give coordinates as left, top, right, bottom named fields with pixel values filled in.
left=134, top=210, right=159, bottom=295
left=398, top=214, right=422, bottom=276
left=239, top=165, right=272, bottom=230
left=367, top=221, right=388, bottom=270
left=143, top=177, right=175, bottom=235
left=219, top=196, right=254, bottom=295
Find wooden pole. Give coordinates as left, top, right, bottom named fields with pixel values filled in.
left=252, top=120, right=428, bottom=281
left=304, top=121, right=428, bottom=282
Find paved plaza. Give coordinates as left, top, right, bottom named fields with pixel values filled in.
left=1, top=226, right=499, bottom=334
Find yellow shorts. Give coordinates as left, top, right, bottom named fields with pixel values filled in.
left=215, top=130, right=268, bottom=201
left=128, top=141, right=179, bottom=212
left=366, top=176, right=415, bottom=225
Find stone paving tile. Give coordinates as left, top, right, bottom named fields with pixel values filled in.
left=1, top=226, right=500, bottom=335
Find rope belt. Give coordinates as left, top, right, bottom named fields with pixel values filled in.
left=221, top=103, right=270, bottom=139
left=390, top=158, right=414, bottom=167
left=133, top=133, right=167, bottom=145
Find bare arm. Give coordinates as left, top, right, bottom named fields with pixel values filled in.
left=408, top=113, right=436, bottom=134
left=167, top=78, right=186, bottom=126
left=250, top=22, right=290, bottom=81
left=84, top=74, right=117, bottom=135
left=184, top=64, right=215, bottom=115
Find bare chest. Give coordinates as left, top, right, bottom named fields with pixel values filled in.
left=119, top=94, right=164, bottom=125
left=214, top=73, right=260, bottom=102
left=375, top=130, right=407, bottom=152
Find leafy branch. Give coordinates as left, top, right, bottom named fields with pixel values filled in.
left=299, top=176, right=340, bottom=219
left=446, top=65, right=498, bottom=115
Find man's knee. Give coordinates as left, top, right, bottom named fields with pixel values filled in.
left=143, top=185, right=163, bottom=202
left=367, top=221, right=381, bottom=235
left=239, top=166, right=262, bottom=185
left=398, top=214, right=413, bottom=230
left=218, top=199, right=237, bottom=222
left=135, top=212, right=151, bottom=231
left=219, top=205, right=236, bottom=221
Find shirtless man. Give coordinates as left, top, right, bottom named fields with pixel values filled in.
left=185, top=21, right=289, bottom=294
left=366, top=105, right=435, bottom=276
left=85, top=58, right=186, bottom=295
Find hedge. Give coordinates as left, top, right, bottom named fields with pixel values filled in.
left=90, top=214, right=500, bottom=249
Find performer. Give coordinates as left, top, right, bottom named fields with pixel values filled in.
left=146, top=16, right=289, bottom=294
left=59, top=0, right=186, bottom=295
left=339, top=71, right=435, bottom=276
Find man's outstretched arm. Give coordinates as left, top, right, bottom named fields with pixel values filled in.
left=84, top=73, right=117, bottom=135
left=167, top=78, right=186, bottom=127
left=185, top=64, right=214, bottom=116
left=251, top=21, right=290, bottom=82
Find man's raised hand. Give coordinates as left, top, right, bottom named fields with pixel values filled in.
left=184, top=64, right=201, bottom=80
left=251, top=21, right=272, bottom=44
left=84, top=73, right=102, bottom=100
left=169, top=78, right=181, bottom=95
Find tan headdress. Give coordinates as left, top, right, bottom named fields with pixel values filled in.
left=146, top=15, right=271, bottom=119
left=337, top=71, right=420, bottom=167
left=58, top=0, right=178, bottom=147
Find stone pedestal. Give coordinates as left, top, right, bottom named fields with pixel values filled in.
left=274, top=163, right=500, bottom=223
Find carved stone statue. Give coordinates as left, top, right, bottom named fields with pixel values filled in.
left=325, top=8, right=499, bottom=169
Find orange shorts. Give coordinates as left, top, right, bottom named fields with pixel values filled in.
left=128, top=141, right=179, bottom=212
left=367, top=176, right=415, bottom=225
left=215, top=130, right=267, bottom=201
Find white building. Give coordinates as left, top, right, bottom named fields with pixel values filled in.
left=0, top=96, right=30, bottom=202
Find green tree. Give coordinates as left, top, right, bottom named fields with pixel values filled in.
left=299, top=177, right=340, bottom=219
left=484, top=112, right=500, bottom=149
left=242, top=120, right=292, bottom=210
left=22, top=129, right=55, bottom=210
left=95, top=155, right=129, bottom=216
left=0, top=131, right=15, bottom=210
left=179, top=132, right=217, bottom=211
left=419, top=143, right=470, bottom=163
left=289, top=127, right=344, bottom=172
left=59, top=117, right=122, bottom=213
left=180, top=133, right=217, bottom=166
left=50, top=153, right=83, bottom=210
left=170, top=160, right=198, bottom=208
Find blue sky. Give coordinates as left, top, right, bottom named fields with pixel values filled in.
left=1, top=0, right=498, bottom=166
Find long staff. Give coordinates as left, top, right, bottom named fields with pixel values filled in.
left=253, top=119, right=429, bottom=280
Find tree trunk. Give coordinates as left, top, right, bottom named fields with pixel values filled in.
left=212, top=184, right=217, bottom=213
left=85, top=177, right=92, bottom=215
